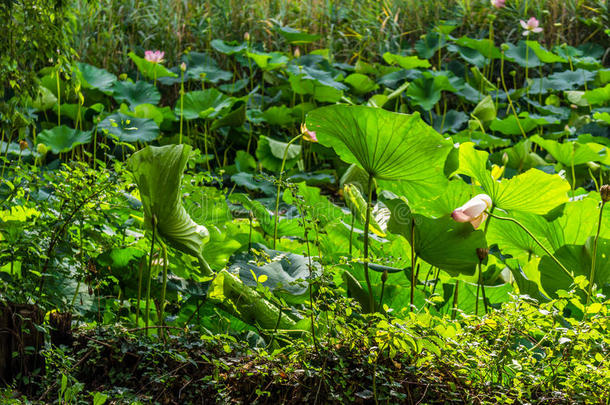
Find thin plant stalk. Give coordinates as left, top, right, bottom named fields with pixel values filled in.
left=179, top=70, right=185, bottom=144
left=486, top=210, right=572, bottom=280
left=145, top=215, right=157, bottom=336
left=362, top=173, right=375, bottom=313
left=159, top=243, right=169, bottom=340
left=136, top=259, right=144, bottom=327
left=586, top=198, right=606, bottom=308
left=410, top=219, right=417, bottom=311
left=451, top=281, right=459, bottom=320
left=273, top=134, right=302, bottom=249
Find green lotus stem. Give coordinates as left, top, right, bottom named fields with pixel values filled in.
left=56, top=68, right=61, bottom=127
left=135, top=259, right=144, bottom=327
left=349, top=215, right=355, bottom=256
left=476, top=260, right=488, bottom=315
left=145, top=214, right=157, bottom=336
left=451, top=280, right=459, bottom=320
left=159, top=242, right=169, bottom=340
left=499, top=52, right=527, bottom=139
left=363, top=173, right=375, bottom=313
left=179, top=71, right=185, bottom=145
left=485, top=211, right=573, bottom=281
left=273, top=133, right=302, bottom=249
left=410, top=219, right=416, bottom=311
left=586, top=199, right=606, bottom=308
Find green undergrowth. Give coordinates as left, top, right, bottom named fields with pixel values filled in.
left=6, top=292, right=610, bottom=404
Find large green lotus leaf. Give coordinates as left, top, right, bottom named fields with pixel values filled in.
left=76, top=62, right=116, bottom=94
left=228, top=243, right=321, bottom=304
left=458, top=143, right=570, bottom=214
left=490, top=113, right=555, bottom=136
left=530, top=135, right=603, bottom=165
left=407, top=72, right=457, bottom=111
left=38, top=126, right=92, bottom=154
left=471, top=95, right=496, bottom=124
left=278, top=26, right=321, bottom=44
left=583, top=83, right=610, bottom=106
left=504, top=41, right=543, bottom=68
left=381, top=191, right=486, bottom=276
left=305, top=105, right=452, bottom=182
left=183, top=52, right=232, bottom=84
left=175, top=89, right=233, bottom=121
left=451, top=44, right=488, bottom=68
left=128, top=51, right=178, bottom=80
left=415, top=31, right=445, bottom=59
left=487, top=211, right=550, bottom=258
left=112, top=80, right=161, bottom=107
left=454, top=37, right=502, bottom=59
left=119, top=103, right=176, bottom=128
left=127, top=145, right=211, bottom=274
left=529, top=196, right=610, bottom=251
left=344, top=73, right=379, bottom=95
left=431, top=109, right=469, bottom=133
left=490, top=195, right=610, bottom=259
left=98, top=112, right=159, bottom=143
left=498, top=139, right=548, bottom=171
left=288, top=74, right=343, bottom=103
left=262, top=106, right=294, bottom=126
left=524, top=41, right=567, bottom=64
left=255, top=135, right=302, bottom=172
left=382, top=52, right=431, bottom=69
left=408, top=179, right=474, bottom=217
left=210, top=39, right=247, bottom=55
left=30, top=86, right=57, bottom=111
left=210, top=100, right=246, bottom=130
left=246, top=51, right=289, bottom=70
left=286, top=63, right=348, bottom=92
left=457, top=142, right=498, bottom=196
left=494, top=169, right=570, bottom=214
left=539, top=237, right=610, bottom=298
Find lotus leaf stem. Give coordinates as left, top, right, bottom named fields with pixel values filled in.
left=273, top=133, right=302, bottom=249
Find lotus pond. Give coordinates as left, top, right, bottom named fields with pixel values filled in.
left=1, top=1, right=610, bottom=403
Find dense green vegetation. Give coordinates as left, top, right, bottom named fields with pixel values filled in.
left=1, top=0, right=610, bottom=403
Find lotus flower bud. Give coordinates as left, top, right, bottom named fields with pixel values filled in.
left=37, top=143, right=48, bottom=156
left=381, top=270, right=388, bottom=283
left=244, top=32, right=250, bottom=42
left=300, top=123, right=318, bottom=142
left=501, top=43, right=509, bottom=52
left=180, top=62, right=187, bottom=72
left=294, top=47, right=301, bottom=58
left=601, top=184, right=610, bottom=203
left=19, top=140, right=28, bottom=151
left=451, top=194, right=492, bottom=229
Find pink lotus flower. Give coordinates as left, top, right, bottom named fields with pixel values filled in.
left=520, top=17, right=543, bottom=36
left=300, top=123, right=318, bottom=142
left=451, top=194, right=492, bottom=229
left=144, top=50, right=165, bottom=63
left=490, top=0, right=505, bottom=8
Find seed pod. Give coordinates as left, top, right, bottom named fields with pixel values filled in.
left=601, top=184, right=610, bottom=203
left=476, top=247, right=489, bottom=261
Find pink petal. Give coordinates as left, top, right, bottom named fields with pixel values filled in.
left=522, top=31, right=530, bottom=36
left=533, top=27, right=543, bottom=33
left=451, top=209, right=471, bottom=223
left=520, top=20, right=528, bottom=29
left=469, top=212, right=488, bottom=229
left=528, top=17, right=539, bottom=27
